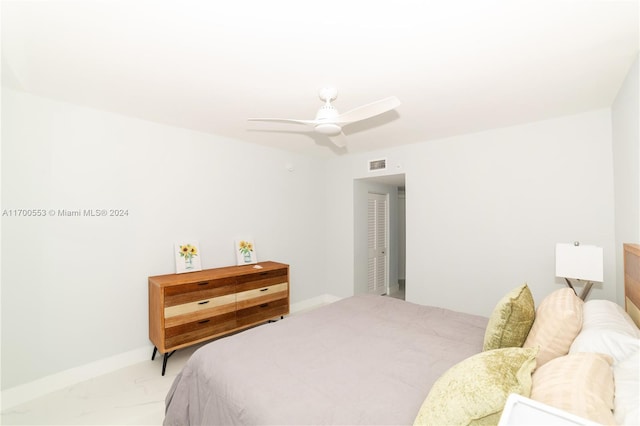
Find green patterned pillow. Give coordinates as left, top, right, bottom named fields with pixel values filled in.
left=483, top=284, right=535, bottom=351
left=414, top=346, right=538, bottom=426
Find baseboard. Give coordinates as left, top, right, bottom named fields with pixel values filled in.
left=1, top=346, right=151, bottom=410
left=290, top=293, right=342, bottom=314
left=0, top=294, right=341, bottom=410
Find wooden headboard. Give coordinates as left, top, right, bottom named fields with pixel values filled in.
left=623, top=243, right=640, bottom=328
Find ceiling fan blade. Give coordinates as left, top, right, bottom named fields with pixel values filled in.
left=334, top=96, right=400, bottom=125
left=328, top=132, right=348, bottom=148
left=248, top=118, right=317, bottom=127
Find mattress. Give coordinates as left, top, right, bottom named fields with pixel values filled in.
left=164, top=293, right=488, bottom=425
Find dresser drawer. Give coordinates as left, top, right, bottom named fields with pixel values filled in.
left=236, top=268, right=288, bottom=292
left=164, top=294, right=236, bottom=328
left=236, top=282, right=288, bottom=310
left=237, top=298, right=288, bottom=328
left=165, top=277, right=236, bottom=307
left=165, top=312, right=236, bottom=349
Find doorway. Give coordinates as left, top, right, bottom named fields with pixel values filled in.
left=353, top=174, right=406, bottom=299
left=367, top=192, right=388, bottom=295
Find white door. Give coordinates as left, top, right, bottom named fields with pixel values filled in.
left=367, top=192, right=388, bottom=295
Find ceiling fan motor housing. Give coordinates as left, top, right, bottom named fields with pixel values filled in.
left=315, top=103, right=339, bottom=120
left=315, top=89, right=342, bottom=136
left=314, top=123, right=342, bottom=136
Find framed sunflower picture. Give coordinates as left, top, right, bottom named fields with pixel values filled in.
left=175, top=241, right=202, bottom=274
left=235, top=239, right=257, bottom=265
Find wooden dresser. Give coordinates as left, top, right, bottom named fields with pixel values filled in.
left=148, top=261, right=289, bottom=374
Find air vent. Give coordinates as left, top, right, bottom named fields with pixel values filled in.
left=368, top=158, right=387, bottom=171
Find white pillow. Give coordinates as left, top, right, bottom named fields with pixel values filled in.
left=570, top=328, right=639, bottom=364
left=581, top=300, right=640, bottom=337
left=613, top=350, right=640, bottom=426
left=570, top=299, right=640, bottom=364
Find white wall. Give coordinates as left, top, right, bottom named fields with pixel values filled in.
left=1, top=87, right=629, bottom=392
left=612, top=53, right=640, bottom=304
left=324, top=109, right=617, bottom=315
left=1, top=89, right=328, bottom=389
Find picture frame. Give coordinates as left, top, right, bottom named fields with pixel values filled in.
left=175, top=241, right=202, bottom=273
left=235, top=238, right=257, bottom=265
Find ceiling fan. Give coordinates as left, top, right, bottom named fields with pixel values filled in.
left=248, top=88, right=400, bottom=148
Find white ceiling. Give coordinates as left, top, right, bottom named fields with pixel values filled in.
left=2, top=1, right=638, bottom=158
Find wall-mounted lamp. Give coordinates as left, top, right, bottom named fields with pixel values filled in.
left=555, top=242, right=603, bottom=301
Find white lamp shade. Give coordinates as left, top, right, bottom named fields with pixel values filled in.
left=555, top=243, right=603, bottom=282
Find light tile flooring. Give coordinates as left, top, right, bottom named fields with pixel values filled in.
left=1, top=343, right=203, bottom=425
left=1, top=306, right=323, bottom=425
left=1, top=290, right=407, bottom=426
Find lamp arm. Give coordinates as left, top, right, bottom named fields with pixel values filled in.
left=563, top=277, right=593, bottom=301
left=564, top=277, right=576, bottom=295
left=579, top=281, right=594, bottom=301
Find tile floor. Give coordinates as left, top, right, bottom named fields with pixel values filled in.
left=1, top=290, right=407, bottom=425
left=1, top=305, right=323, bottom=425
left=1, top=343, right=202, bottom=425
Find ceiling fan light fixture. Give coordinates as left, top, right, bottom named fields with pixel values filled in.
left=248, top=88, right=400, bottom=148
left=314, top=123, right=342, bottom=136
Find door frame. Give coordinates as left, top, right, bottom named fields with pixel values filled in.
left=353, top=174, right=405, bottom=296
left=367, top=191, right=389, bottom=295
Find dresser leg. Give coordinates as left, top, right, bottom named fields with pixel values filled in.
left=268, top=316, right=285, bottom=323
left=162, top=350, right=176, bottom=376
left=152, top=346, right=158, bottom=361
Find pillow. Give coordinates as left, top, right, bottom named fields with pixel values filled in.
left=570, top=328, right=640, bottom=364
left=570, top=299, right=640, bottom=365
left=483, top=284, right=535, bottom=351
left=530, top=352, right=615, bottom=425
left=614, top=350, right=640, bottom=425
left=523, top=288, right=583, bottom=367
left=414, top=347, right=538, bottom=426
left=581, top=299, right=640, bottom=338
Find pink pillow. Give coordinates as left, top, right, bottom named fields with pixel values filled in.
left=523, top=288, right=583, bottom=367
left=531, top=352, right=615, bottom=425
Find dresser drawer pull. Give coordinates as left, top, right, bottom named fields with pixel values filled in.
left=260, top=303, right=268, bottom=308
left=259, top=272, right=268, bottom=275
left=197, top=282, right=209, bottom=286
left=260, top=288, right=269, bottom=292
left=198, top=300, right=210, bottom=305
left=198, top=319, right=210, bottom=324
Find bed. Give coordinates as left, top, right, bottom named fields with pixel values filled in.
left=163, top=294, right=488, bottom=425
left=164, top=244, right=640, bottom=425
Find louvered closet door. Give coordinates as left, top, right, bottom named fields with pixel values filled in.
left=367, top=192, right=388, bottom=295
